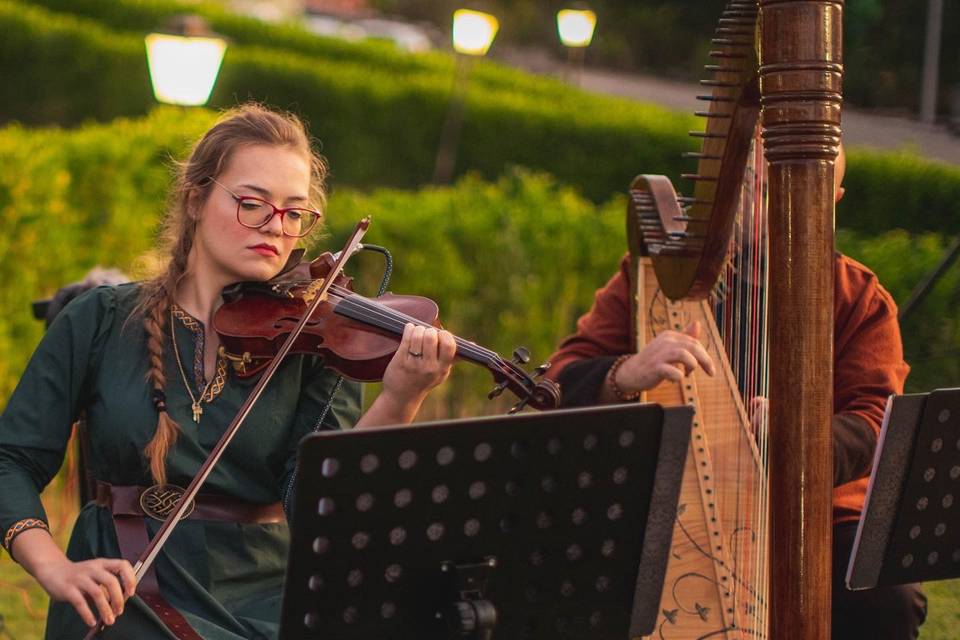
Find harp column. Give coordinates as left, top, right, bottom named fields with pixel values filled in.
left=759, top=1, right=842, bottom=638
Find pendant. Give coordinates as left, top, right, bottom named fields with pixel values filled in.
left=192, top=402, right=202, bottom=423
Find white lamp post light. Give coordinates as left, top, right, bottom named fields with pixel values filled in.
left=557, top=8, right=596, bottom=86
left=433, top=10, right=499, bottom=184
left=557, top=8, right=597, bottom=48
left=452, top=9, right=499, bottom=56
left=145, top=16, right=227, bottom=106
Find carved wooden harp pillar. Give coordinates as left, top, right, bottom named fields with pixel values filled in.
left=761, top=1, right=841, bottom=638
left=627, top=1, right=842, bottom=638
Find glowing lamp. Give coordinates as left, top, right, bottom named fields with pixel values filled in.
left=145, top=16, right=227, bottom=106
left=557, top=9, right=597, bottom=48
left=452, top=9, right=499, bottom=56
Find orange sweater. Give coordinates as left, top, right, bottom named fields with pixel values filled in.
left=547, top=253, right=909, bottom=523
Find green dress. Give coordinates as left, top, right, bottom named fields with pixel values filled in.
left=0, top=283, right=362, bottom=639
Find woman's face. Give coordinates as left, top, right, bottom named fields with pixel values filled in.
left=193, top=144, right=313, bottom=285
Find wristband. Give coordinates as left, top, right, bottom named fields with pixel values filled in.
left=607, top=354, right=641, bottom=402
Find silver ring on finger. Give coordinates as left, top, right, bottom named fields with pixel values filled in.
left=408, top=350, right=423, bottom=358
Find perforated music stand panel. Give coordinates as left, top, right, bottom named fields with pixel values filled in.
left=847, top=388, right=960, bottom=590
left=279, top=403, right=692, bottom=639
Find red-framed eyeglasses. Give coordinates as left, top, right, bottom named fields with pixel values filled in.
left=209, top=177, right=321, bottom=238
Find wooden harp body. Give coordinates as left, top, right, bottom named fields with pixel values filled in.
left=628, top=1, right=842, bottom=638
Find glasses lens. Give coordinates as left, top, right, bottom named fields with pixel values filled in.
left=237, top=198, right=274, bottom=228
left=283, top=209, right=320, bottom=237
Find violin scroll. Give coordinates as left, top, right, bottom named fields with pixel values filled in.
left=487, top=350, right=560, bottom=412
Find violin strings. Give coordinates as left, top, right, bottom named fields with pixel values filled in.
left=327, top=293, right=540, bottom=392
left=265, top=279, right=538, bottom=394
left=331, top=295, right=496, bottom=363
left=320, top=285, right=507, bottom=367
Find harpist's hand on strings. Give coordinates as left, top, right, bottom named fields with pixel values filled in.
left=610, top=321, right=716, bottom=396
left=749, top=396, right=769, bottom=440
left=34, top=556, right=136, bottom=627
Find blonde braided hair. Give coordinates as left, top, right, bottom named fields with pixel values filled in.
left=135, top=103, right=328, bottom=485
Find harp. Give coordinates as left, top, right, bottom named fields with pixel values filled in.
left=627, top=1, right=841, bottom=638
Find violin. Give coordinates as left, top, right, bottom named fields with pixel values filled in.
left=213, top=252, right=561, bottom=412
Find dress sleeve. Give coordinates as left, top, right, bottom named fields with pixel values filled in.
left=546, top=254, right=634, bottom=406
left=0, top=286, right=115, bottom=554
left=278, top=359, right=362, bottom=512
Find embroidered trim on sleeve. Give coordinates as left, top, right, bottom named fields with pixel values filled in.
left=3, top=518, right=50, bottom=553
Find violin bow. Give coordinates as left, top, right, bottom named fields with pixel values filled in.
left=83, top=218, right=371, bottom=639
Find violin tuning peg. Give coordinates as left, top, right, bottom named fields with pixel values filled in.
left=512, top=347, right=531, bottom=365
left=488, top=381, right=508, bottom=399
left=533, top=362, right=552, bottom=378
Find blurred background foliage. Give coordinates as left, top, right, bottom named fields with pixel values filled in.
left=31, top=0, right=960, bottom=118
left=2, top=0, right=958, bottom=226
left=0, top=0, right=694, bottom=202
left=375, top=0, right=960, bottom=115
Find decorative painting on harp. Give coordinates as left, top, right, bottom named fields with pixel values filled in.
left=545, top=1, right=926, bottom=638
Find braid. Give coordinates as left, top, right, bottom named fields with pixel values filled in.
left=141, top=279, right=182, bottom=486
left=138, top=184, right=195, bottom=486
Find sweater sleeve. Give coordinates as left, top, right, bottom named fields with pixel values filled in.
left=831, top=256, right=909, bottom=485
left=547, top=254, right=634, bottom=405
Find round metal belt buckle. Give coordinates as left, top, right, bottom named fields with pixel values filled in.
left=139, top=484, right=196, bottom=522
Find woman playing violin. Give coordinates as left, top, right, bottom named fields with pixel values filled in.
left=0, top=103, right=456, bottom=639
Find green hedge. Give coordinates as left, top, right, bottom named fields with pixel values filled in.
left=3, top=1, right=960, bottom=234
left=10, top=0, right=960, bottom=238
left=0, top=4, right=153, bottom=124
left=0, top=0, right=694, bottom=203
left=2, top=110, right=958, bottom=415
left=25, top=0, right=579, bottom=102
left=34, top=0, right=960, bottom=116
left=841, top=149, right=960, bottom=236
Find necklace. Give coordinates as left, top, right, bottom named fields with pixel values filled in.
left=170, top=306, right=225, bottom=423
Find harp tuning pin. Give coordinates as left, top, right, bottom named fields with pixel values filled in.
left=512, top=347, right=531, bottom=365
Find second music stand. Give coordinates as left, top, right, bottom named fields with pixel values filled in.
left=847, top=388, right=960, bottom=590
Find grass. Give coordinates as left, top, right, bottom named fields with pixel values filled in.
left=923, top=580, right=960, bottom=638
left=0, top=560, right=48, bottom=639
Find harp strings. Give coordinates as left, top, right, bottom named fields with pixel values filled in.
left=711, top=129, right=771, bottom=636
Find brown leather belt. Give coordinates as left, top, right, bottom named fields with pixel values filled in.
left=96, top=481, right=284, bottom=639
left=95, top=481, right=285, bottom=523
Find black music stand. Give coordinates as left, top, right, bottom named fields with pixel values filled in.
left=279, top=403, right=693, bottom=639
left=847, top=388, right=960, bottom=590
